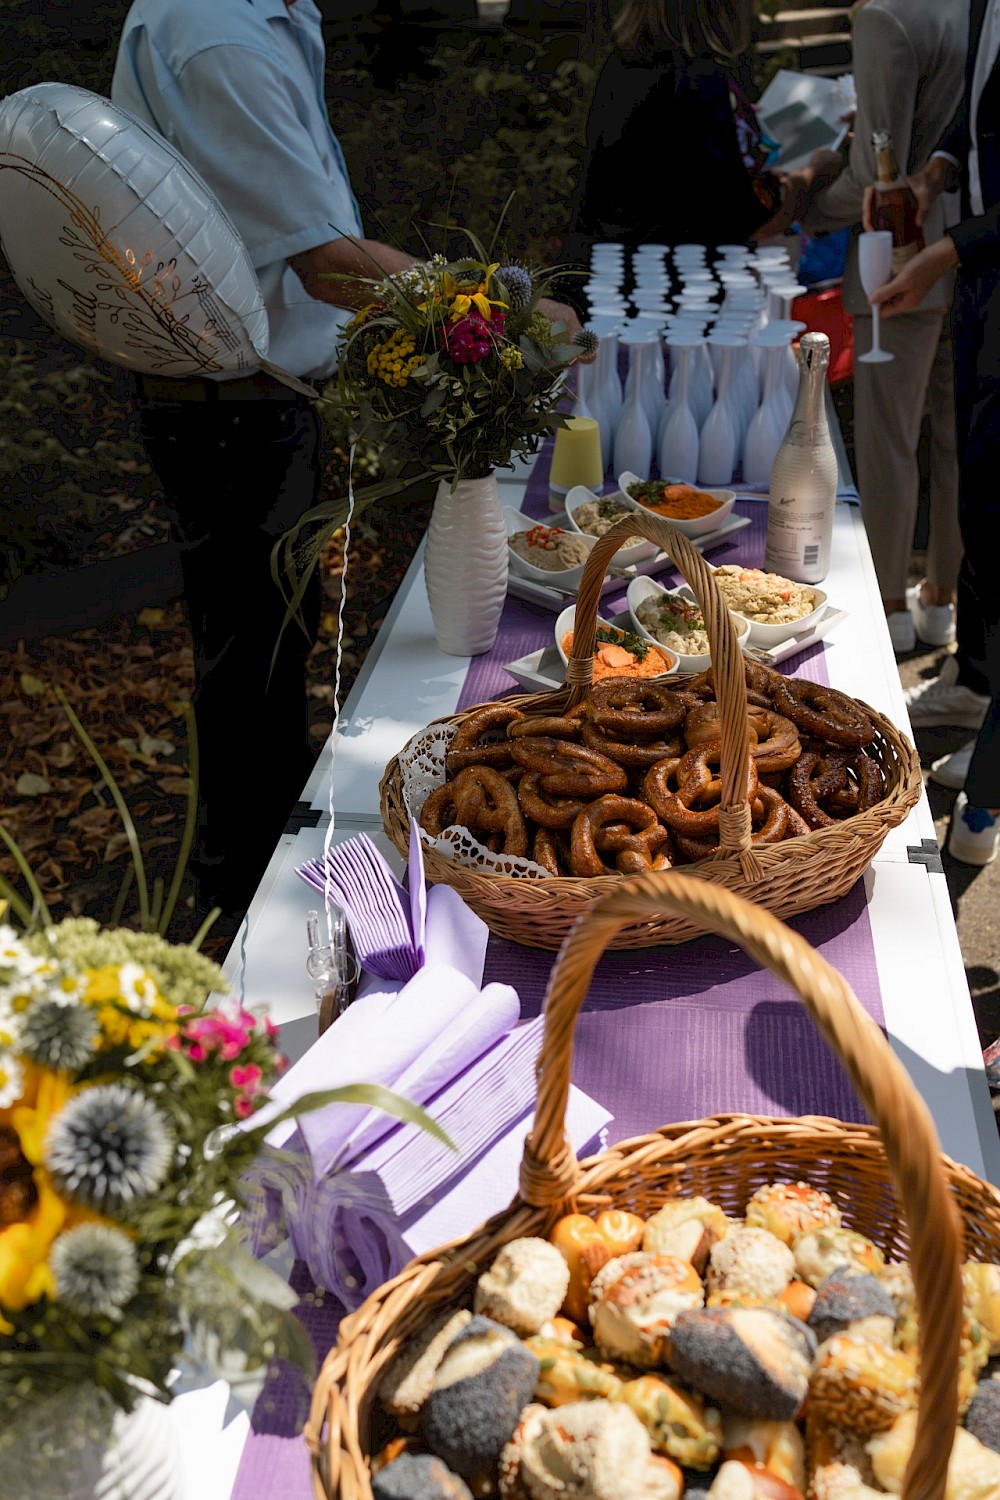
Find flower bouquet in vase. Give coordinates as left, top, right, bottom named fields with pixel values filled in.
left=277, top=226, right=589, bottom=657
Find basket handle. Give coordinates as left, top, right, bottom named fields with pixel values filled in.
left=519, top=870, right=962, bottom=1500
left=568, top=509, right=758, bottom=876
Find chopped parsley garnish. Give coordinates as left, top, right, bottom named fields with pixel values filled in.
left=595, top=624, right=651, bottom=661
left=597, top=498, right=626, bottom=521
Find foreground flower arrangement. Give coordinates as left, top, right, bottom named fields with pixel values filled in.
left=337, top=246, right=587, bottom=483
left=0, top=916, right=300, bottom=1470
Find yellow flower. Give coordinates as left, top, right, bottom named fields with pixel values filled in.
left=0, top=1064, right=83, bottom=1319
left=367, top=329, right=421, bottom=388
left=499, top=345, right=524, bottom=371
left=81, top=965, right=178, bottom=1054
left=346, top=301, right=378, bottom=333
left=443, top=263, right=508, bottom=323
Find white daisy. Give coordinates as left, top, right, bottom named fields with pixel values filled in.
left=0, top=1052, right=25, bottom=1109
left=117, top=962, right=158, bottom=1015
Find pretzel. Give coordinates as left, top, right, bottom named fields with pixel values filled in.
left=569, top=796, right=672, bottom=877
left=419, top=785, right=459, bottom=837
left=672, top=784, right=792, bottom=861
left=642, top=741, right=759, bottom=839
left=532, top=827, right=574, bottom=876
left=509, top=736, right=629, bottom=797
left=685, top=659, right=777, bottom=711
left=771, top=678, right=875, bottom=748
left=819, top=749, right=884, bottom=817
left=581, top=718, right=686, bottom=771
left=433, top=764, right=529, bottom=856
left=447, top=702, right=525, bottom=772
left=748, top=709, right=802, bottom=776
left=786, top=751, right=852, bottom=830
left=587, top=679, right=693, bottom=738
left=508, top=712, right=585, bottom=741
left=517, top=771, right=588, bottom=830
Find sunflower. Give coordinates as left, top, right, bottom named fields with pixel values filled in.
left=0, top=1065, right=76, bottom=1321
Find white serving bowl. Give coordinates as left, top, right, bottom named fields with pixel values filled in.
left=626, top=575, right=751, bottom=673
left=617, top=472, right=738, bottom=540
left=708, top=566, right=829, bottom=647
left=555, top=604, right=678, bottom=676
left=563, top=484, right=659, bottom=567
left=504, top=508, right=597, bottom=591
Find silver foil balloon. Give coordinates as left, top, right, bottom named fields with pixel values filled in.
left=0, top=83, right=270, bottom=376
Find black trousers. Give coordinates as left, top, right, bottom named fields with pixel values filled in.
left=135, top=396, right=322, bottom=914
left=952, top=269, right=1000, bottom=807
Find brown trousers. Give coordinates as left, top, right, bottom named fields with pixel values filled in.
left=853, top=309, right=962, bottom=603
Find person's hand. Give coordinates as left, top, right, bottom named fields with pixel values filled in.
left=807, top=147, right=845, bottom=188
left=869, top=235, right=959, bottom=317
left=907, top=157, right=951, bottom=227
left=538, top=296, right=594, bottom=359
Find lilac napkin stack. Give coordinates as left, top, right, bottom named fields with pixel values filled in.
left=246, top=823, right=613, bottom=1309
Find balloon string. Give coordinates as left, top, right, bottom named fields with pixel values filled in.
left=323, top=441, right=356, bottom=946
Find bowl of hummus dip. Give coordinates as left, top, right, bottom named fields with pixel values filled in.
left=710, top=565, right=828, bottom=646
left=555, top=604, right=678, bottom=679
left=564, top=485, right=659, bottom=567
left=505, top=509, right=597, bottom=589
left=626, top=576, right=751, bottom=672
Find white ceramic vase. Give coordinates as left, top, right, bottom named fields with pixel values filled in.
left=424, top=473, right=507, bottom=656
left=65, top=1396, right=185, bottom=1500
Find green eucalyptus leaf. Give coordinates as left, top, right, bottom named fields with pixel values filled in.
left=243, top=1083, right=456, bottom=1150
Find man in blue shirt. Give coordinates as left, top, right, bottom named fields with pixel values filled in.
left=111, top=0, right=580, bottom=924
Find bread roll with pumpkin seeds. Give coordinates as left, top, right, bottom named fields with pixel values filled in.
left=524, top=1335, right=622, bottom=1408
left=614, top=1374, right=723, bottom=1468
left=965, top=1264, right=1000, bottom=1356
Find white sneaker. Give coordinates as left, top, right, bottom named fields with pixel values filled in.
left=903, top=654, right=990, bottom=729
left=947, top=792, right=999, bottom=866
left=887, top=610, right=915, bottom=654
left=929, top=738, right=975, bottom=790
left=906, top=584, right=956, bottom=647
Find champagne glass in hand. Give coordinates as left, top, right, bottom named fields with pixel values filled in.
left=858, top=231, right=894, bottom=364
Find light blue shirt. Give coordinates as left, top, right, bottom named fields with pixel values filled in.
left=112, top=0, right=364, bottom=378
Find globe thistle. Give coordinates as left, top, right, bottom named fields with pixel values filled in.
left=573, top=327, right=600, bottom=359
left=20, top=997, right=98, bottom=1072
left=51, top=1223, right=140, bottom=1318
left=497, top=264, right=534, bottom=314
left=46, top=1082, right=173, bottom=1209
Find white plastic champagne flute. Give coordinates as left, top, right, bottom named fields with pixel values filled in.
left=857, top=230, right=895, bottom=364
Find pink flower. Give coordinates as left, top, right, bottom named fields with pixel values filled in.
left=188, top=1043, right=206, bottom=1062
left=441, top=311, right=493, bottom=365
left=230, top=1063, right=263, bottom=1092
left=233, top=1095, right=255, bottom=1120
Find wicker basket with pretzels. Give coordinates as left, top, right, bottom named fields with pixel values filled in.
left=380, top=510, right=922, bottom=950
left=306, top=872, right=1000, bottom=1500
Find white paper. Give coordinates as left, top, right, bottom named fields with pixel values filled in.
left=756, top=69, right=854, bottom=173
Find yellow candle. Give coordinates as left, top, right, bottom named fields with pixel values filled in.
left=548, top=417, right=604, bottom=512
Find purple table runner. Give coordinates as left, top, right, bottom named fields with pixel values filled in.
left=471, top=441, right=882, bottom=1138
left=231, top=447, right=882, bottom=1499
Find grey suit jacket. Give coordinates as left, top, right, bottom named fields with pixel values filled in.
left=804, top=0, right=969, bottom=313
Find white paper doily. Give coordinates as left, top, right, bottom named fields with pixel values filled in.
left=399, top=722, right=554, bottom=879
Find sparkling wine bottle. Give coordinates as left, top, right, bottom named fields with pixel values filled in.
left=765, top=332, right=838, bottom=583
left=870, top=130, right=925, bottom=275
